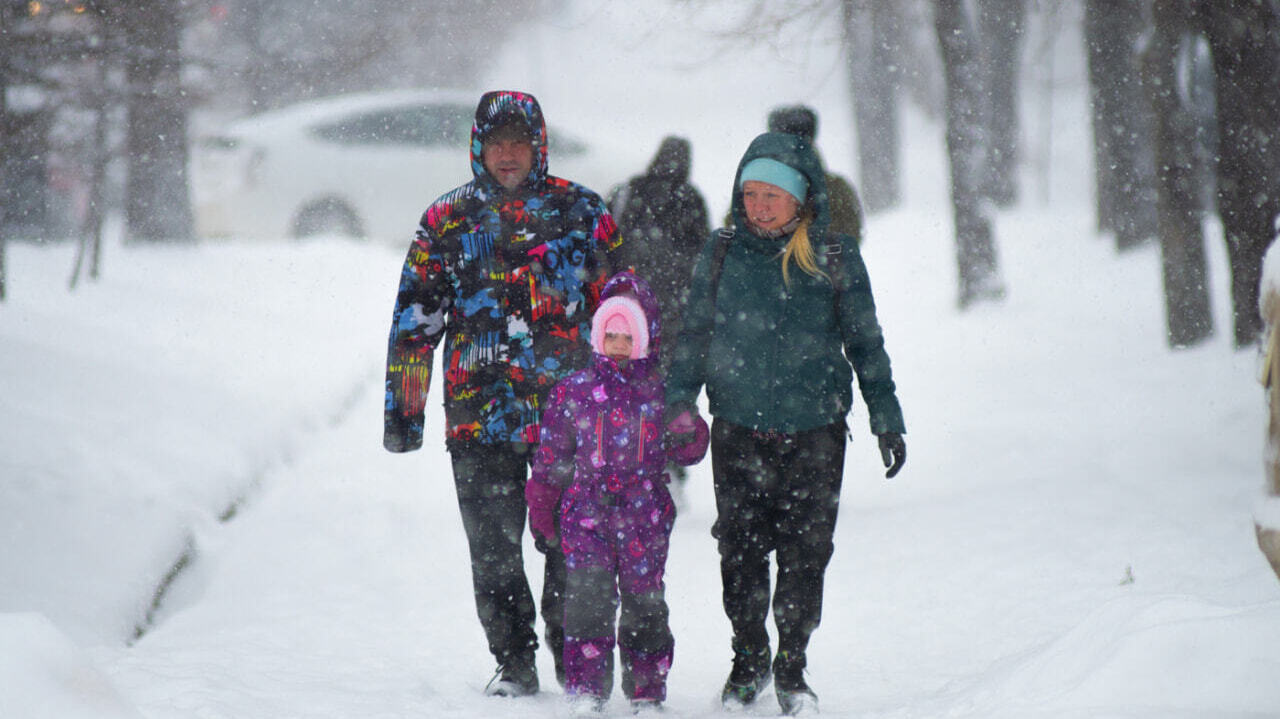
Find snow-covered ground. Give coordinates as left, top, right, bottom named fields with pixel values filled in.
left=3, top=2, right=1279, bottom=718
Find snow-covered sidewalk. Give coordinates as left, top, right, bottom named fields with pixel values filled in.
left=5, top=4, right=1280, bottom=710
left=4, top=190, right=1279, bottom=718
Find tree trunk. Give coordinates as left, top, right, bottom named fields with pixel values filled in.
left=843, top=0, right=902, bottom=214
left=0, top=7, right=9, bottom=302
left=70, top=31, right=111, bottom=290
left=935, top=0, right=1004, bottom=309
left=1196, top=0, right=1280, bottom=347
left=1084, top=0, right=1158, bottom=250
left=1142, top=0, right=1214, bottom=348
left=122, top=0, right=193, bottom=243
left=1258, top=252, right=1280, bottom=583
left=978, top=0, right=1026, bottom=207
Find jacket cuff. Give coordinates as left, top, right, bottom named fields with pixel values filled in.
left=383, top=413, right=423, bottom=453
left=664, top=400, right=696, bottom=425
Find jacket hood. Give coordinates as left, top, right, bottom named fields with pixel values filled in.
left=729, top=131, right=830, bottom=246
left=646, top=136, right=691, bottom=183
left=469, top=90, right=549, bottom=191
left=598, top=271, right=662, bottom=362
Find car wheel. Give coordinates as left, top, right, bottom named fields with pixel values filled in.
left=292, top=198, right=364, bottom=239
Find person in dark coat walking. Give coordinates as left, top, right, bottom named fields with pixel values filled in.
left=608, top=136, right=711, bottom=375
left=665, top=131, right=906, bottom=716
left=383, top=90, right=626, bottom=698
left=609, top=136, right=712, bottom=494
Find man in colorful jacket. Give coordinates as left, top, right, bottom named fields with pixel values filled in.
left=384, top=90, right=625, bottom=697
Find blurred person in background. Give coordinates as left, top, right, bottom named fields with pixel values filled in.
left=608, top=135, right=712, bottom=494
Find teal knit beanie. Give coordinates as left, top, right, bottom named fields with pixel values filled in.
left=739, top=158, right=808, bottom=203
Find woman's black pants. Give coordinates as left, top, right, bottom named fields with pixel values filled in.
left=709, top=419, right=846, bottom=662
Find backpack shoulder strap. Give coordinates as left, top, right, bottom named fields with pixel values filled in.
left=818, top=236, right=847, bottom=312
left=820, top=236, right=844, bottom=279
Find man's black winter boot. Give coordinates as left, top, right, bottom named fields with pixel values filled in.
left=773, top=650, right=817, bottom=716
left=720, top=646, right=772, bottom=707
left=484, top=654, right=539, bottom=697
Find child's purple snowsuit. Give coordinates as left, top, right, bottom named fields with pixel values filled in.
left=528, top=271, right=707, bottom=702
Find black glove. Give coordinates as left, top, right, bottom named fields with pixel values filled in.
left=877, top=432, right=906, bottom=478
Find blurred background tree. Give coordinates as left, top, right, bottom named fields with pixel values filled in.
left=0, top=0, right=555, bottom=267
left=2, top=0, right=1277, bottom=345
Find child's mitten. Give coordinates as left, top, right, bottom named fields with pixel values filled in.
left=525, top=480, right=562, bottom=550
left=667, top=410, right=709, bottom=466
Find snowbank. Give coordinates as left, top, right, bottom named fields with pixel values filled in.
left=0, top=235, right=406, bottom=645
left=0, top=614, right=142, bottom=719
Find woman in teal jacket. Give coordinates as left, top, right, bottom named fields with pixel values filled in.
left=665, top=131, right=906, bottom=716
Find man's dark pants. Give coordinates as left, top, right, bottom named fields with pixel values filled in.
left=450, top=441, right=566, bottom=675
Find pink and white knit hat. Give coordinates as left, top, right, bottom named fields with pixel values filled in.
left=590, top=296, right=649, bottom=360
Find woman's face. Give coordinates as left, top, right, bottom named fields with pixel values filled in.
left=742, top=180, right=800, bottom=232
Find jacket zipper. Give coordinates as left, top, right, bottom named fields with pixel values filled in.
left=637, top=409, right=646, bottom=464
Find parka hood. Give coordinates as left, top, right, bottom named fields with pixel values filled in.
left=729, top=131, right=831, bottom=248
left=598, top=271, right=662, bottom=363
left=646, top=136, right=691, bottom=183
left=469, top=90, right=549, bottom=191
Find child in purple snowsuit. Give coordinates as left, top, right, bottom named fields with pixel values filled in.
left=526, top=271, right=709, bottom=712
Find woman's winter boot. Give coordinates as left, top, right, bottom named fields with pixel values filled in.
left=773, top=650, right=817, bottom=715
left=720, top=645, right=772, bottom=707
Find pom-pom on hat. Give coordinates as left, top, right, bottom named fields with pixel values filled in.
left=739, top=157, right=808, bottom=204
left=767, top=105, right=818, bottom=142
left=591, top=296, right=650, bottom=360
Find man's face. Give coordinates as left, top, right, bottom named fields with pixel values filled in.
left=482, top=125, right=534, bottom=191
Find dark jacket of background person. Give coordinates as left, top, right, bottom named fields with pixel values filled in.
left=667, top=131, right=904, bottom=437
left=383, top=91, right=625, bottom=452
left=608, top=136, right=711, bottom=373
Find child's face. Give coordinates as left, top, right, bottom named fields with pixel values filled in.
left=603, top=332, right=633, bottom=362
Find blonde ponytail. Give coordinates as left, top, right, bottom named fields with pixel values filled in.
left=780, top=213, right=828, bottom=288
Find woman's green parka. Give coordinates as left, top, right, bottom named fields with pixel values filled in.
left=666, top=132, right=905, bottom=436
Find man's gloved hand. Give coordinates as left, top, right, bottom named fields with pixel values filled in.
left=877, top=432, right=906, bottom=478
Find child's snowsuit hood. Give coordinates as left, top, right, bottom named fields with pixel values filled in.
left=594, top=271, right=662, bottom=367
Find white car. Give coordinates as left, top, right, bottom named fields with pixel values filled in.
left=190, top=89, right=639, bottom=242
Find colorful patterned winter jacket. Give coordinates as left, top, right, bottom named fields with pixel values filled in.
left=384, top=91, right=625, bottom=452
left=527, top=273, right=706, bottom=541
left=666, top=131, right=905, bottom=436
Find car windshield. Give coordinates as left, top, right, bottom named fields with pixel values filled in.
left=307, top=101, right=591, bottom=159
left=197, top=135, right=241, bottom=151
left=311, top=104, right=472, bottom=147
